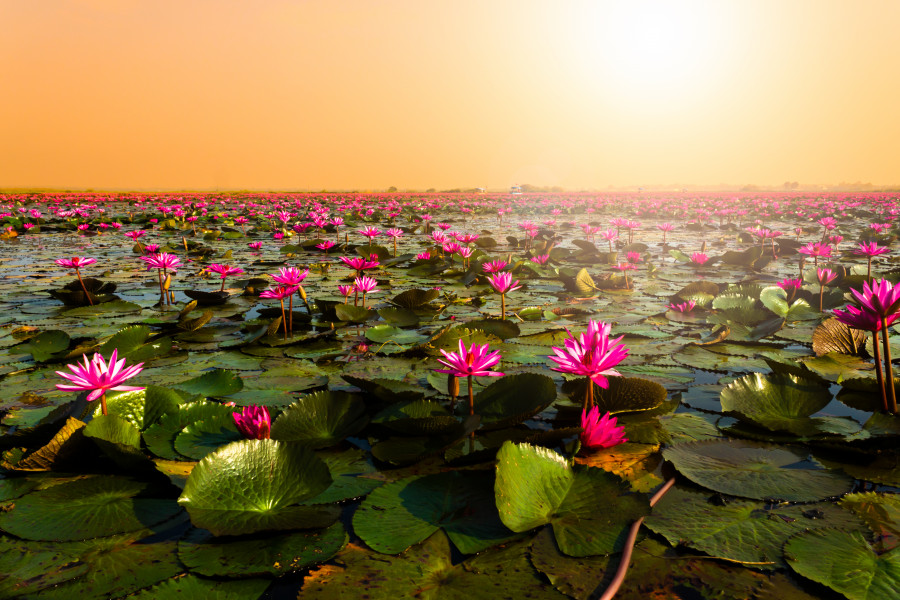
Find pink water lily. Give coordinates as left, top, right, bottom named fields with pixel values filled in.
left=580, top=406, right=627, bottom=450
left=233, top=405, right=271, bottom=440
left=549, top=320, right=628, bottom=410
left=435, top=340, right=504, bottom=429
left=488, top=272, right=522, bottom=319
left=56, top=256, right=98, bottom=305
left=208, top=263, right=244, bottom=291
left=56, top=349, right=144, bottom=416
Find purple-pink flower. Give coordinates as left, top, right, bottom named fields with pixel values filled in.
left=435, top=340, right=504, bottom=378
left=580, top=406, right=627, bottom=450
left=233, top=405, right=271, bottom=440
left=56, top=349, right=144, bottom=412
left=549, top=320, right=628, bottom=390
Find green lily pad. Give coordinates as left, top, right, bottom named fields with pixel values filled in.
left=334, top=304, right=375, bottom=323
left=594, top=377, right=668, bottom=415
left=99, top=324, right=172, bottom=362
left=390, top=288, right=440, bottom=308
left=466, top=319, right=521, bottom=340
left=342, top=375, right=426, bottom=403
left=474, top=373, right=556, bottom=428
left=299, top=530, right=564, bottom=599
left=174, top=368, right=243, bottom=397
left=95, top=385, right=182, bottom=430
left=174, top=413, right=243, bottom=460
left=353, top=470, right=515, bottom=555
left=304, top=449, right=382, bottom=504
left=720, top=372, right=856, bottom=437
left=645, top=486, right=868, bottom=568
left=13, top=330, right=70, bottom=362
left=494, top=441, right=649, bottom=556
left=377, top=307, right=420, bottom=327
left=143, top=400, right=234, bottom=460
left=178, top=439, right=336, bottom=535
left=83, top=413, right=151, bottom=468
left=365, top=324, right=429, bottom=346
left=801, top=352, right=874, bottom=381
left=178, top=521, right=347, bottom=577
left=785, top=529, right=900, bottom=600
left=270, top=391, right=368, bottom=448
left=663, top=440, right=854, bottom=501
left=0, top=538, right=88, bottom=597
left=127, top=575, right=271, bottom=600
left=841, top=492, right=900, bottom=551
left=0, top=476, right=181, bottom=541
left=759, top=287, right=818, bottom=321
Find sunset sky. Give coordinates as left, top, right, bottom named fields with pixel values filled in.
left=2, top=0, right=899, bottom=191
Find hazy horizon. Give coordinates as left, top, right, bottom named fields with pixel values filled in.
left=3, top=1, right=899, bottom=191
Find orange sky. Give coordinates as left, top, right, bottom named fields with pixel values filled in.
left=2, top=0, right=899, bottom=190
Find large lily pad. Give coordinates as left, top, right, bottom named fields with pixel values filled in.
left=720, top=372, right=857, bottom=437
left=785, top=529, right=900, bottom=600
left=0, top=476, right=181, bottom=541
left=352, top=470, right=515, bottom=554
left=174, top=368, right=243, bottom=397
left=812, top=318, right=867, bottom=357
left=645, top=486, right=868, bottom=568
left=178, top=439, right=336, bottom=535
left=474, top=373, right=556, bottom=428
left=494, top=441, right=649, bottom=556
left=663, top=440, right=854, bottom=501
left=270, top=391, right=368, bottom=448
left=178, top=521, right=347, bottom=577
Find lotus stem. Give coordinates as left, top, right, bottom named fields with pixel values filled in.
left=819, top=286, right=824, bottom=312
left=100, top=393, right=107, bottom=416
left=220, top=278, right=226, bottom=292
left=596, top=477, right=677, bottom=600
left=467, top=374, right=475, bottom=439
left=867, top=256, right=872, bottom=280
left=74, top=268, right=94, bottom=306
left=280, top=298, right=287, bottom=341
left=873, top=331, right=888, bottom=413
left=288, top=295, right=294, bottom=337
left=157, top=271, right=165, bottom=307
left=881, top=319, right=897, bottom=414
left=583, top=378, right=594, bottom=411
left=501, top=294, right=506, bottom=319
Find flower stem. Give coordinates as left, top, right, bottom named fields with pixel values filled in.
left=100, top=393, right=107, bottom=416
left=280, top=298, right=287, bottom=341
left=881, top=319, right=897, bottom=413
left=501, top=294, right=506, bottom=319
left=468, top=375, right=475, bottom=439
left=873, top=331, right=888, bottom=412
left=288, top=295, right=294, bottom=337
left=583, top=378, right=594, bottom=411
left=74, top=268, right=94, bottom=306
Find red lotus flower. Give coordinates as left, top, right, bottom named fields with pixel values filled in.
left=56, top=257, right=97, bottom=269
left=482, top=260, right=508, bottom=273
left=548, top=320, right=628, bottom=390
left=141, top=252, right=181, bottom=272
left=580, top=406, right=627, bottom=449
left=689, top=252, right=709, bottom=265
left=260, top=285, right=299, bottom=300
left=487, top=272, right=522, bottom=295
left=435, top=340, right=504, bottom=378
left=232, top=405, right=271, bottom=440
left=834, top=304, right=890, bottom=332
left=56, top=349, right=144, bottom=414
left=339, top=256, right=380, bottom=272
left=667, top=300, right=696, bottom=313
left=272, top=267, right=309, bottom=286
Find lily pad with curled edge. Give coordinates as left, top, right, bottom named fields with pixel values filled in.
left=95, top=386, right=183, bottom=431
left=840, top=492, right=900, bottom=551
left=424, top=326, right=501, bottom=355
left=11, top=330, right=70, bottom=362
left=83, top=414, right=152, bottom=469
left=174, top=413, right=243, bottom=460
left=174, top=368, right=244, bottom=397
left=143, top=400, right=234, bottom=461
left=785, top=529, right=900, bottom=600
left=177, top=439, right=337, bottom=536
left=465, top=318, right=521, bottom=340
left=839, top=377, right=900, bottom=413
left=800, top=352, right=874, bottom=381
left=300, top=531, right=564, bottom=599
left=645, top=486, right=869, bottom=568
left=127, top=575, right=271, bottom=600
left=353, top=470, right=516, bottom=555
left=671, top=280, right=720, bottom=304
left=474, top=373, right=556, bottom=428
left=819, top=453, right=900, bottom=488
left=812, top=317, right=867, bottom=356
left=9, top=529, right=183, bottom=600
left=377, top=306, right=419, bottom=327
left=594, top=377, right=667, bottom=415
left=720, top=372, right=858, bottom=437
left=663, top=440, right=854, bottom=502
left=178, top=521, right=347, bottom=577
left=0, top=476, right=182, bottom=541
left=341, top=375, right=427, bottom=404
left=270, top=391, right=368, bottom=448
left=494, top=441, right=649, bottom=557
left=389, top=288, right=439, bottom=308
left=302, top=448, right=382, bottom=504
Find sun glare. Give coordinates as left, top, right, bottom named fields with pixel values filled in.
left=563, top=1, right=730, bottom=99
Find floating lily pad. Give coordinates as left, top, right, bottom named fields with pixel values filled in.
left=720, top=372, right=856, bottom=437
left=494, top=441, right=649, bottom=556
left=645, top=486, right=868, bottom=568
left=785, top=529, right=900, bottom=600
left=127, top=574, right=271, bottom=600
left=812, top=318, right=867, bottom=357
left=174, top=413, right=243, bottom=460
left=174, top=368, right=244, bottom=397
left=0, top=476, right=181, bottom=541
left=474, top=373, right=556, bottom=428
left=663, top=440, right=853, bottom=501
left=353, top=470, right=515, bottom=554
left=270, top=391, right=368, bottom=448
left=178, top=521, right=347, bottom=577
left=178, top=439, right=336, bottom=535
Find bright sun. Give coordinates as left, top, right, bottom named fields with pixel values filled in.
left=563, top=1, right=729, bottom=98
